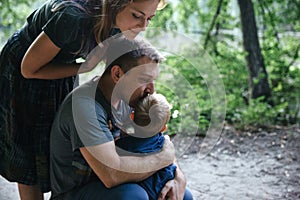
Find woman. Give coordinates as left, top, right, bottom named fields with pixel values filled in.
left=0, top=0, right=165, bottom=199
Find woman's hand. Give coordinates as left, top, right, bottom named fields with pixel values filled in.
left=78, top=45, right=106, bottom=73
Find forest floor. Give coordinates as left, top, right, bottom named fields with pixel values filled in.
left=0, top=125, right=299, bottom=200
left=179, top=125, right=300, bottom=200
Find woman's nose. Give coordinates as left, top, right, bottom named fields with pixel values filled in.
left=139, top=19, right=148, bottom=31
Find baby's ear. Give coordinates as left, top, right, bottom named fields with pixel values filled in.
left=130, top=111, right=135, bottom=120
left=160, top=125, right=167, bottom=133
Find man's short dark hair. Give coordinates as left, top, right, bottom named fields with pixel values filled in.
left=103, top=36, right=164, bottom=74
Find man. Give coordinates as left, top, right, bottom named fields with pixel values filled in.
left=50, top=36, right=193, bottom=200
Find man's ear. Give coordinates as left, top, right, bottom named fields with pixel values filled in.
left=111, top=65, right=124, bottom=83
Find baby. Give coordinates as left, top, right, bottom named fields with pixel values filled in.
left=116, top=93, right=177, bottom=200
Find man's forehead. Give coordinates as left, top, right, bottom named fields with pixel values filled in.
left=133, top=56, right=159, bottom=75
left=138, top=56, right=157, bottom=65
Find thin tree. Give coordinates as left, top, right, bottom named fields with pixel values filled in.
left=237, top=0, right=272, bottom=101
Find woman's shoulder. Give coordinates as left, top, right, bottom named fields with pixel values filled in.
left=52, top=0, right=91, bottom=20
left=27, top=0, right=91, bottom=25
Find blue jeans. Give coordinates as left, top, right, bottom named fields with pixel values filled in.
left=65, top=180, right=193, bottom=200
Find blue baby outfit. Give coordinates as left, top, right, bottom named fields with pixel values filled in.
left=116, top=132, right=177, bottom=200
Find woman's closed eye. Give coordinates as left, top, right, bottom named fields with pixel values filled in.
left=132, top=13, right=152, bottom=22
left=132, top=13, right=142, bottom=19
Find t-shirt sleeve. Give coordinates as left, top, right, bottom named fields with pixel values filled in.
left=71, top=97, right=114, bottom=151
left=42, top=8, right=83, bottom=48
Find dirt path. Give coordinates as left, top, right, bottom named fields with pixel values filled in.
left=1, top=126, right=299, bottom=200
left=179, top=125, right=300, bottom=200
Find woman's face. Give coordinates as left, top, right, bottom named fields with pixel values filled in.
left=115, top=0, right=159, bottom=38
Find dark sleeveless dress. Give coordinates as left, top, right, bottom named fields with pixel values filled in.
left=0, top=0, right=96, bottom=192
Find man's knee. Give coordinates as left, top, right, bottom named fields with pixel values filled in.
left=183, top=188, right=194, bottom=200
left=110, top=183, right=149, bottom=200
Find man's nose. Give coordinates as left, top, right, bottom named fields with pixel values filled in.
left=146, top=82, right=155, bottom=94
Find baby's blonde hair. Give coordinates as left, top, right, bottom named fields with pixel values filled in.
left=133, top=93, right=170, bottom=137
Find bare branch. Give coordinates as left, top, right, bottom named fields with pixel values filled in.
left=287, top=44, right=300, bottom=68
left=259, top=1, right=281, bottom=44
left=203, top=0, right=224, bottom=49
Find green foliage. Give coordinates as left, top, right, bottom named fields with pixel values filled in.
left=151, top=0, right=300, bottom=132
left=0, top=0, right=29, bottom=26
left=257, top=0, right=300, bottom=125
left=0, top=0, right=42, bottom=46
left=176, top=0, right=201, bottom=31
left=149, top=3, right=176, bottom=30
left=231, top=97, right=292, bottom=129
left=154, top=53, right=212, bottom=135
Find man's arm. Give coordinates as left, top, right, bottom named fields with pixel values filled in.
left=158, top=160, right=187, bottom=200
left=80, top=137, right=175, bottom=188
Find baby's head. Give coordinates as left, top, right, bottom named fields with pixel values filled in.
left=132, top=93, right=170, bottom=137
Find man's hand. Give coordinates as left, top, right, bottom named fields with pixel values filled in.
left=160, top=135, right=175, bottom=164
left=158, top=162, right=186, bottom=200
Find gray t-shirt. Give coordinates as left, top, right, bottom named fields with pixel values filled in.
left=50, top=77, right=125, bottom=198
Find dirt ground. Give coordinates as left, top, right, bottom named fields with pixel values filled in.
left=179, top=125, right=300, bottom=200
left=1, top=125, right=299, bottom=200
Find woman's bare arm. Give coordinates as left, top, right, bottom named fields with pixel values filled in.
left=21, top=31, right=98, bottom=79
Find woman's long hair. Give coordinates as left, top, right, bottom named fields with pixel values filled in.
left=52, top=0, right=166, bottom=54
left=97, top=0, right=166, bottom=43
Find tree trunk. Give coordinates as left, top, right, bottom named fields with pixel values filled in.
left=237, top=0, right=272, bottom=100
